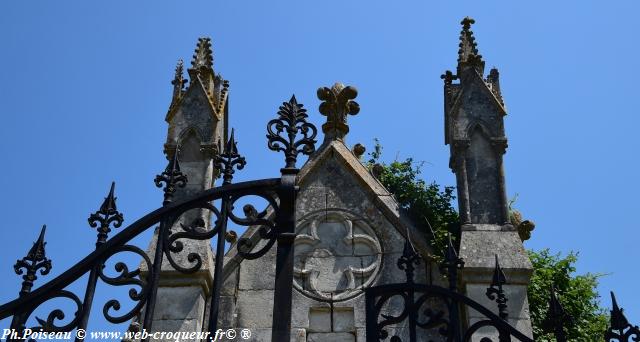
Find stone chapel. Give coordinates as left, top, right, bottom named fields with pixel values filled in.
left=135, top=17, right=534, bottom=342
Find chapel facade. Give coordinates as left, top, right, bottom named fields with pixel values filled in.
left=136, top=18, right=534, bottom=342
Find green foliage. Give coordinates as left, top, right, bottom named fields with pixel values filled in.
left=365, top=140, right=459, bottom=259
left=528, top=249, right=608, bottom=341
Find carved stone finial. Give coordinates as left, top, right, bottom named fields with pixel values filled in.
left=190, top=37, right=214, bottom=72
left=352, top=143, right=366, bottom=159
left=317, top=82, right=360, bottom=143
left=172, top=59, right=186, bottom=92
left=457, top=17, right=485, bottom=74
left=170, top=60, right=187, bottom=108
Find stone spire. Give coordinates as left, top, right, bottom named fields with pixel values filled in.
left=443, top=17, right=533, bottom=339
left=164, top=37, right=229, bottom=158
left=317, top=82, right=360, bottom=143
left=169, top=59, right=187, bottom=111
left=141, top=37, right=229, bottom=338
left=189, top=37, right=214, bottom=76
left=457, top=17, right=485, bottom=75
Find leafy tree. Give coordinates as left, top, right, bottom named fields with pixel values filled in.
left=528, top=249, right=608, bottom=341
left=364, top=140, right=608, bottom=339
left=365, top=140, right=458, bottom=259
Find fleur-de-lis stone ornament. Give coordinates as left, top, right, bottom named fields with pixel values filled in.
left=14, top=225, right=52, bottom=296
left=317, top=83, right=360, bottom=142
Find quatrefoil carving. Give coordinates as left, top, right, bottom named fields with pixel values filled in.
left=293, top=210, right=382, bottom=301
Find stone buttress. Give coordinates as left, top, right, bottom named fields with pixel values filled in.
left=443, top=18, right=534, bottom=338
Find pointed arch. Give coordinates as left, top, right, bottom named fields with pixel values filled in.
left=465, top=121, right=491, bottom=140
left=178, top=127, right=205, bottom=162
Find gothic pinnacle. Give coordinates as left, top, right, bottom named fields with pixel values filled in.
left=457, top=16, right=485, bottom=74
left=191, top=37, right=214, bottom=71
left=171, top=59, right=187, bottom=94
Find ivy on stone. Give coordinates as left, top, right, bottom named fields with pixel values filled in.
left=365, top=139, right=459, bottom=261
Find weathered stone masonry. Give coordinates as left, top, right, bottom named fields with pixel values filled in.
left=135, top=17, right=534, bottom=342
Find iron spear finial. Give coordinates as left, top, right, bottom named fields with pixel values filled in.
left=154, top=146, right=188, bottom=205
left=397, top=238, right=420, bottom=283
left=440, top=233, right=464, bottom=292
left=486, top=254, right=508, bottom=319
left=14, top=225, right=52, bottom=296
left=605, top=291, right=640, bottom=340
left=214, top=128, right=247, bottom=185
left=543, top=285, right=569, bottom=342
left=89, top=181, right=124, bottom=246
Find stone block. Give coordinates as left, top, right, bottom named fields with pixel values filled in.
left=308, top=307, right=331, bottom=332
left=153, top=286, right=205, bottom=320
left=235, top=289, right=275, bottom=328
left=333, top=307, right=355, bottom=332
left=307, top=332, right=356, bottom=342
left=217, top=295, right=237, bottom=328
left=148, top=318, right=202, bottom=342
left=238, top=250, right=276, bottom=290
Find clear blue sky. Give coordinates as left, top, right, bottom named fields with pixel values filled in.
left=1, top=0, right=638, bottom=334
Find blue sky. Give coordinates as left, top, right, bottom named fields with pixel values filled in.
left=0, top=0, right=638, bottom=334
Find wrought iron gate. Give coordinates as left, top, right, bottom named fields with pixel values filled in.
left=0, top=95, right=316, bottom=342
left=365, top=237, right=640, bottom=342
left=0, top=94, right=638, bottom=342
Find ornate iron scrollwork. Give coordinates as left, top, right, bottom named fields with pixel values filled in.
left=267, top=95, right=317, bottom=169
left=365, top=244, right=534, bottom=342
left=98, top=244, right=152, bottom=324
left=26, top=290, right=83, bottom=333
